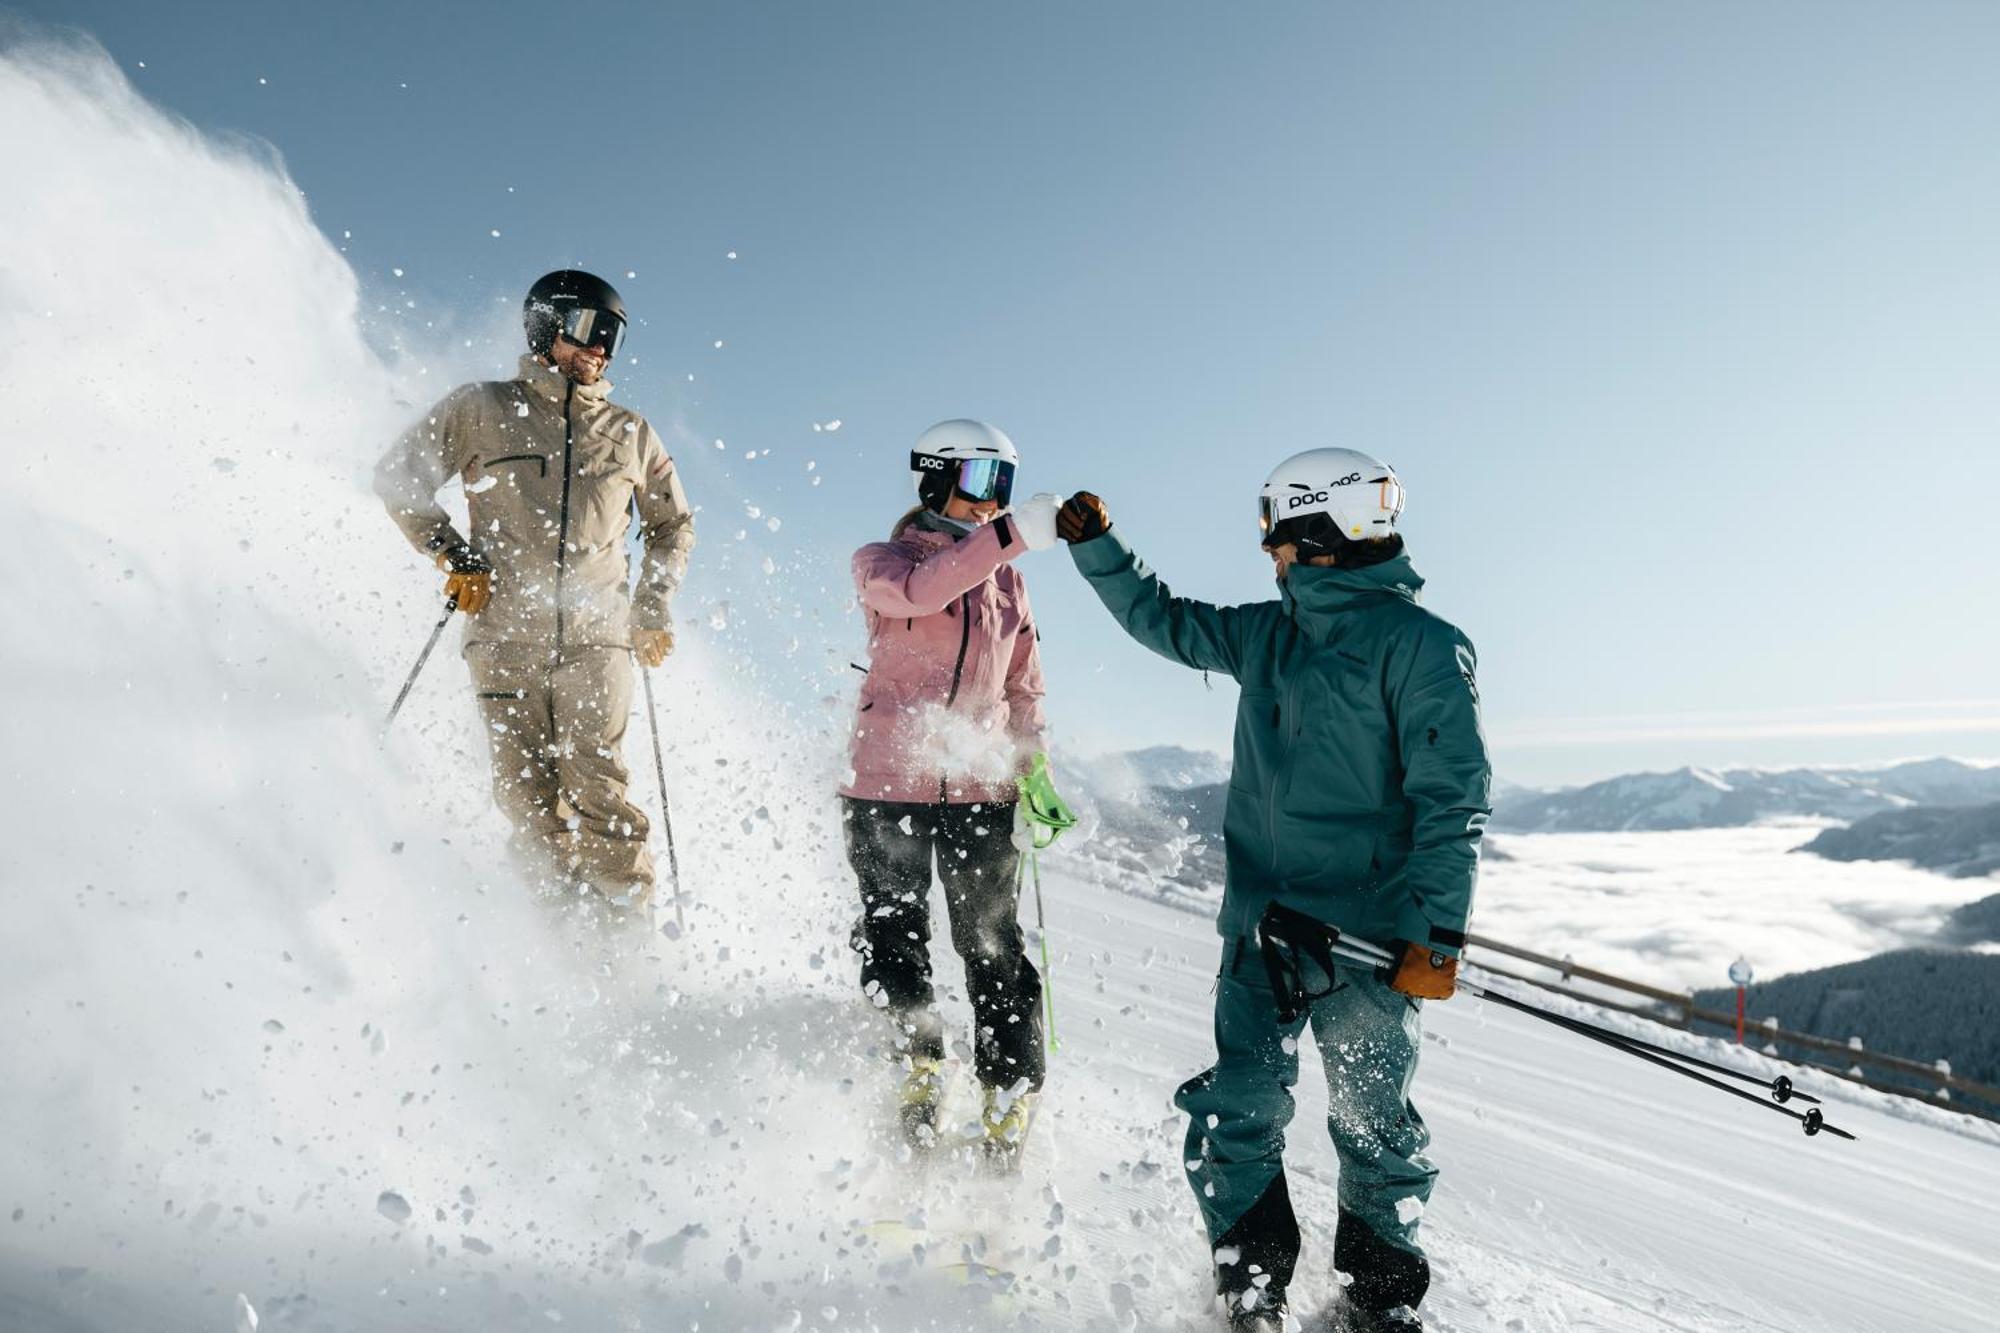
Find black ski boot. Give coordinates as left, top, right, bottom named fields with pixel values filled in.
left=1329, top=1209, right=1427, bottom=1330
left=1330, top=1298, right=1422, bottom=1331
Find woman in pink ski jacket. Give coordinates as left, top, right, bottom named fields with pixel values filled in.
left=840, top=419, right=1062, bottom=1147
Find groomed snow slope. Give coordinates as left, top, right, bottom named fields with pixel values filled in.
left=9, top=852, right=1999, bottom=1333
left=5, top=32, right=1998, bottom=1333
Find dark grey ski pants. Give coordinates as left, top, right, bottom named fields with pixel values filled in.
left=841, top=797, right=1044, bottom=1091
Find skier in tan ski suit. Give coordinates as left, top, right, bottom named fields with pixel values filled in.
left=375, top=270, right=694, bottom=903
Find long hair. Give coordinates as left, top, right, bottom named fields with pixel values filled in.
left=890, top=504, right=928, bottom=539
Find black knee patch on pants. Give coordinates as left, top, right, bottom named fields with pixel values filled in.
left=1334, top=1208, right=1429, bottom=1315
left=1214, top=1171, right=1301, bottom=1300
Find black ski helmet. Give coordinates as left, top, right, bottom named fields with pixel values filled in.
left=523, top=269, right=627, bottom=357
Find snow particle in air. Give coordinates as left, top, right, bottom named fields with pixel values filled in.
left=376, top=1190, right=412, bottom=1224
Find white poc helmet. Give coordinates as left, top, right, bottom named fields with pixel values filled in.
left=1257, top=447, right=1405, bottom=555
left=910, top=418, right=1020, bottom=512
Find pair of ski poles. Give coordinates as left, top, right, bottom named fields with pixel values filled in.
left=382, top=596, right=685, bottom=929
left=1315, top=930, right=1854, bottom=1140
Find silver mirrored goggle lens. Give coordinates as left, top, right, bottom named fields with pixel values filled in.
left=559, top=306, right=625, bottom=356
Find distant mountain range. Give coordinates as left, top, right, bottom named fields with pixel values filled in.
left=1799, top=803, right=2000, bottom=879
left=1063, top=751, right=2000, bottom=888
left=1112, top=745, right=1232, bottom=792
left=1491, top=759, right=2000, bottom=834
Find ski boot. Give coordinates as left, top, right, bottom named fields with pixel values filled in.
left=978, top=1083, right=1038, bottom=1170
left=898, top=1056, right=946, bottom=1150
left=1330, top=1299, right=1421, bottom=1331
left=1219, top=1288, right=1290, bottom=1332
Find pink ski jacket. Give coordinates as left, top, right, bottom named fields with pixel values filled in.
left=841, top=512, right=1046, bottom=806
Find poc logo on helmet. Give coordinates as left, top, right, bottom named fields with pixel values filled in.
left=1284, top=473, right=1365, bottom=510
left=913, top=455, right=950, bottom=472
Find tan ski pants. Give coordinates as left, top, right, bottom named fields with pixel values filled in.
left=465, top=642, right=655, bottom=900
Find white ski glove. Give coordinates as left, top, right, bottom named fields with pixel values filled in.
left=1011, top=492, right=1063, bottom=552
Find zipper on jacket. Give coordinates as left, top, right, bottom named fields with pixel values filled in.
left=1265, top=616, right=1295, bottom=876
left=939, top=591, right=974, bottom=805
left=943, top=592, right=972, bottom=706
left=552, top=380, right=577, bottom=656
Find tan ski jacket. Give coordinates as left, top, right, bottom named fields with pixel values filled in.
left=376, top=355, right=695, bottom=651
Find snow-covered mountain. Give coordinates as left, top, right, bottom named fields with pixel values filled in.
left=1493, top=759, right=2000, bottom=833
left=1800, top=802, right=2000, bottom=879
left=1115, top=744, right=1232, bottom=791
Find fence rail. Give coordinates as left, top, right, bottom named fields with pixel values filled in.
left=1464, top=932, right=2000, bottom=1124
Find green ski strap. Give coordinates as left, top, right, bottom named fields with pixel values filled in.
left=1016, top=751, right=1077, bottom=850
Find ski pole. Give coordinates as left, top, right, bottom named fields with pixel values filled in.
left=638, top=663, right=684, bottom=932
left=1023, top=849, right=1058, bottom=1052
left=1467, top=980, right=1819, bottom=1105
left=1319, top=932, right=1852, bottom=1140
left=1324, top=933, right=1820, bottom=1106
left=1464, top=980, right=1850, bottom=1138
left=383, top=594, right=458, bottom=730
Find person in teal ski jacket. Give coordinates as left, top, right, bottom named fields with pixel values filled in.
left=1055, top=448, right=1491, bottom=1333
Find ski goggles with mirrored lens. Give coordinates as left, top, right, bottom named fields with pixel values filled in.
left=557, top=306, right=625, bottom=357
left=913, top=452, right=1016, bottom=506
left=1258, top=495, right=1281, bottom=542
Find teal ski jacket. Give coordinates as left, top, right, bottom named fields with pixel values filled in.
left=1071, top=529, right=1492, bottom=955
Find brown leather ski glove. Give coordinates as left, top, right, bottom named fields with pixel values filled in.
left=1056, top=492, right=1112, bottom=543
left=435, top=542, right=493, bottom=615
left=1389, top=941, right=1459, bottom=1000
left=633, top=628, right=675, bottom=668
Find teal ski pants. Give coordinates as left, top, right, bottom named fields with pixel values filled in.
left=1177, top=936, right=1437, bottom=1312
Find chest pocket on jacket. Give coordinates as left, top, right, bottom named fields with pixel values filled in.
left=478, top=453, right=549, bottom=479
left=568, top=432, right=639, bottom=547
left=1290, top=656, right=1390, bottom=806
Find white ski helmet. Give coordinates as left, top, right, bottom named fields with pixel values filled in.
left=909, top=418, right=1020, bottom=512
left=1257, top=447, right=1405, bottom=555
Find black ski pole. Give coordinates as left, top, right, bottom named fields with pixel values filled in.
left=1469, top=981, right=1818, bottom=1105
left=384, top=594, right=458, bottom=730
left=639, top=663, right=684, bottom=932
left=1322, top=932, right=1853, bottom=1140
left=1467, top=982, right=1852, bottom=1139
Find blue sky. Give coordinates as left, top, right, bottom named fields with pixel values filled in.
left=20, top=0, right=2000, bottom=786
